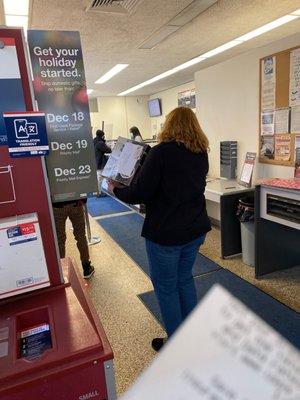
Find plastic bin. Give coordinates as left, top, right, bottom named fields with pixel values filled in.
left=237, top=196, right=255, bottom=266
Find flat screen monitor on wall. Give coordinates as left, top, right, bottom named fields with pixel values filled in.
left=148, top=98, right=162, bottom=117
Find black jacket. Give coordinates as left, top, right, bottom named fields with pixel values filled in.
left=93, top=137, right=111, bottom=170
left=114, top=141, right=211, bottom=245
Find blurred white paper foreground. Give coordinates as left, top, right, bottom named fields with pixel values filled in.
left=121, top=285, right=300, bottom=400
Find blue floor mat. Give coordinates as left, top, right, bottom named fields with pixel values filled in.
left=138, top=268, right=300, bottom=349
left=98, top=212, right=221, bottom=278
left=87, top=195, right=131, bottom=217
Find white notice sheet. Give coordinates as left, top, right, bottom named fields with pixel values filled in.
left=261, top=110, right=275, bottom=135
left=274, top=108, right=290, bottom=134
left=290, top=48, right=300, bottom=107
left=291, top=106, right=300, bottom=133
left=261, top=56, right=276, bottom=111
left=121, top=285, right=300, bottom=400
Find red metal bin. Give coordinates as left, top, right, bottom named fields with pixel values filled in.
left=0, top=259, right=116, bottom=400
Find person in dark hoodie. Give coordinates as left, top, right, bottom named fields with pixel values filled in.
left=93, top=129, right=112, bottom=196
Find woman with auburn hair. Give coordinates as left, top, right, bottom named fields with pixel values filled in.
left=108, top=107, right=211, bottom=351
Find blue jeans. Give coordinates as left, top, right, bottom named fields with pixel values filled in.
left=145, top=235, right=206, bottom=337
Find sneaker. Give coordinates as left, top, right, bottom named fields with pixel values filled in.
left=151, top=337, right=167, bottom=352
left=82, top=262, right=95, bottom=279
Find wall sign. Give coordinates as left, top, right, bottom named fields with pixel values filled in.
left=27, top=30, right=98, bottom=202
left=4, top=112, right=49, bottom=157
left=178, top=89, right=196, bottom=109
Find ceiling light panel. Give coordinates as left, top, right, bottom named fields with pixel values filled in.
left=236, top=15, right=298, bottom=42
left=291, top=9, right=300, bottom=16
left=139, top=25, right=181, bottom=50
left=171, top=0, right=218, bottom=26
left=201, top=40, right=243, bottom=58
left=3, top=0, right=29, bottom=16
left=95, top=64, right=129, bottom=84
left=139, top=0, right=218, bottom=50
left=5, top=15, right=28, bottom=31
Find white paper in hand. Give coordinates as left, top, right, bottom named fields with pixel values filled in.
left=121, top=285, right=300, bottom=400
left=118, top=142, right=144, bottom=178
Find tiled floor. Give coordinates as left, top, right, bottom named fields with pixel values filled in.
left=65, top=213, right=300, bottom=396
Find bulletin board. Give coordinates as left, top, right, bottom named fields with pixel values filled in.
left=259, top=45, right=300, bottom=166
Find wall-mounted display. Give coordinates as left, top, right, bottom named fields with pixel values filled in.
left=178, top=89, right=196, bottom=109
left=259, top=45, right=300, bottom=166
left=148, top=98, right=162, bottom=117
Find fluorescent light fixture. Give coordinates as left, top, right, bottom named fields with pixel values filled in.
left=95, top=64, right=129, bottom=84
left=201, top=40, right=243, bottom=58
left=118, top=9, right=300, bottom=96
left=172, top=56, right=208, bottom=72
left=5, top=15, right=28, bottom=31
left=236, top=15, right=298, bottom=42
left=3, top=0, right=29, bottom=16
left=87, top=89, right=94, bottom=95
left=291, top=9, right=300, bottom=16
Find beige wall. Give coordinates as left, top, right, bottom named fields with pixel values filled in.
left=90, top=95, right=152, bottom=140
left=195, top=32, right=300, bottom=180
left=150, top=81, right=195, bottom=137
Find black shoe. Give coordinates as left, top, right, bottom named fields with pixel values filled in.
left=151, top=337, right=167, bottom=352
left=82, top=262, right=95, bottom=279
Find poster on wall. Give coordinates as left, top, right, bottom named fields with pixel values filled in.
left=274, top=134, right=292, bottom=162
left=261, top=110, right=275, bottom=135
left=0, top=37, right=26, bottom=145
left=274, top=108, right=290, bottom=134
left=289, top=48, right=300, bottom=107
left=260, top=136, right=274, bottom=160
left=261, top=56, right=276, bottom=111
left=178, top=89, right=196, bottom=109
left=291, top=105, right=300, bottom=133
left=27, top=30, right=98, bottom=202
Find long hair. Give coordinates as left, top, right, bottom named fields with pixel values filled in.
left=130, top=126, right=142, bottom=140
left=158, top=107, right=209, bottom=153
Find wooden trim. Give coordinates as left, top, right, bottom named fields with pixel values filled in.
left=259, top=45, right=300, bottom=167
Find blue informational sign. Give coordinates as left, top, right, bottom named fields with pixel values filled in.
left=3, top=112, right=49, bottom=157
